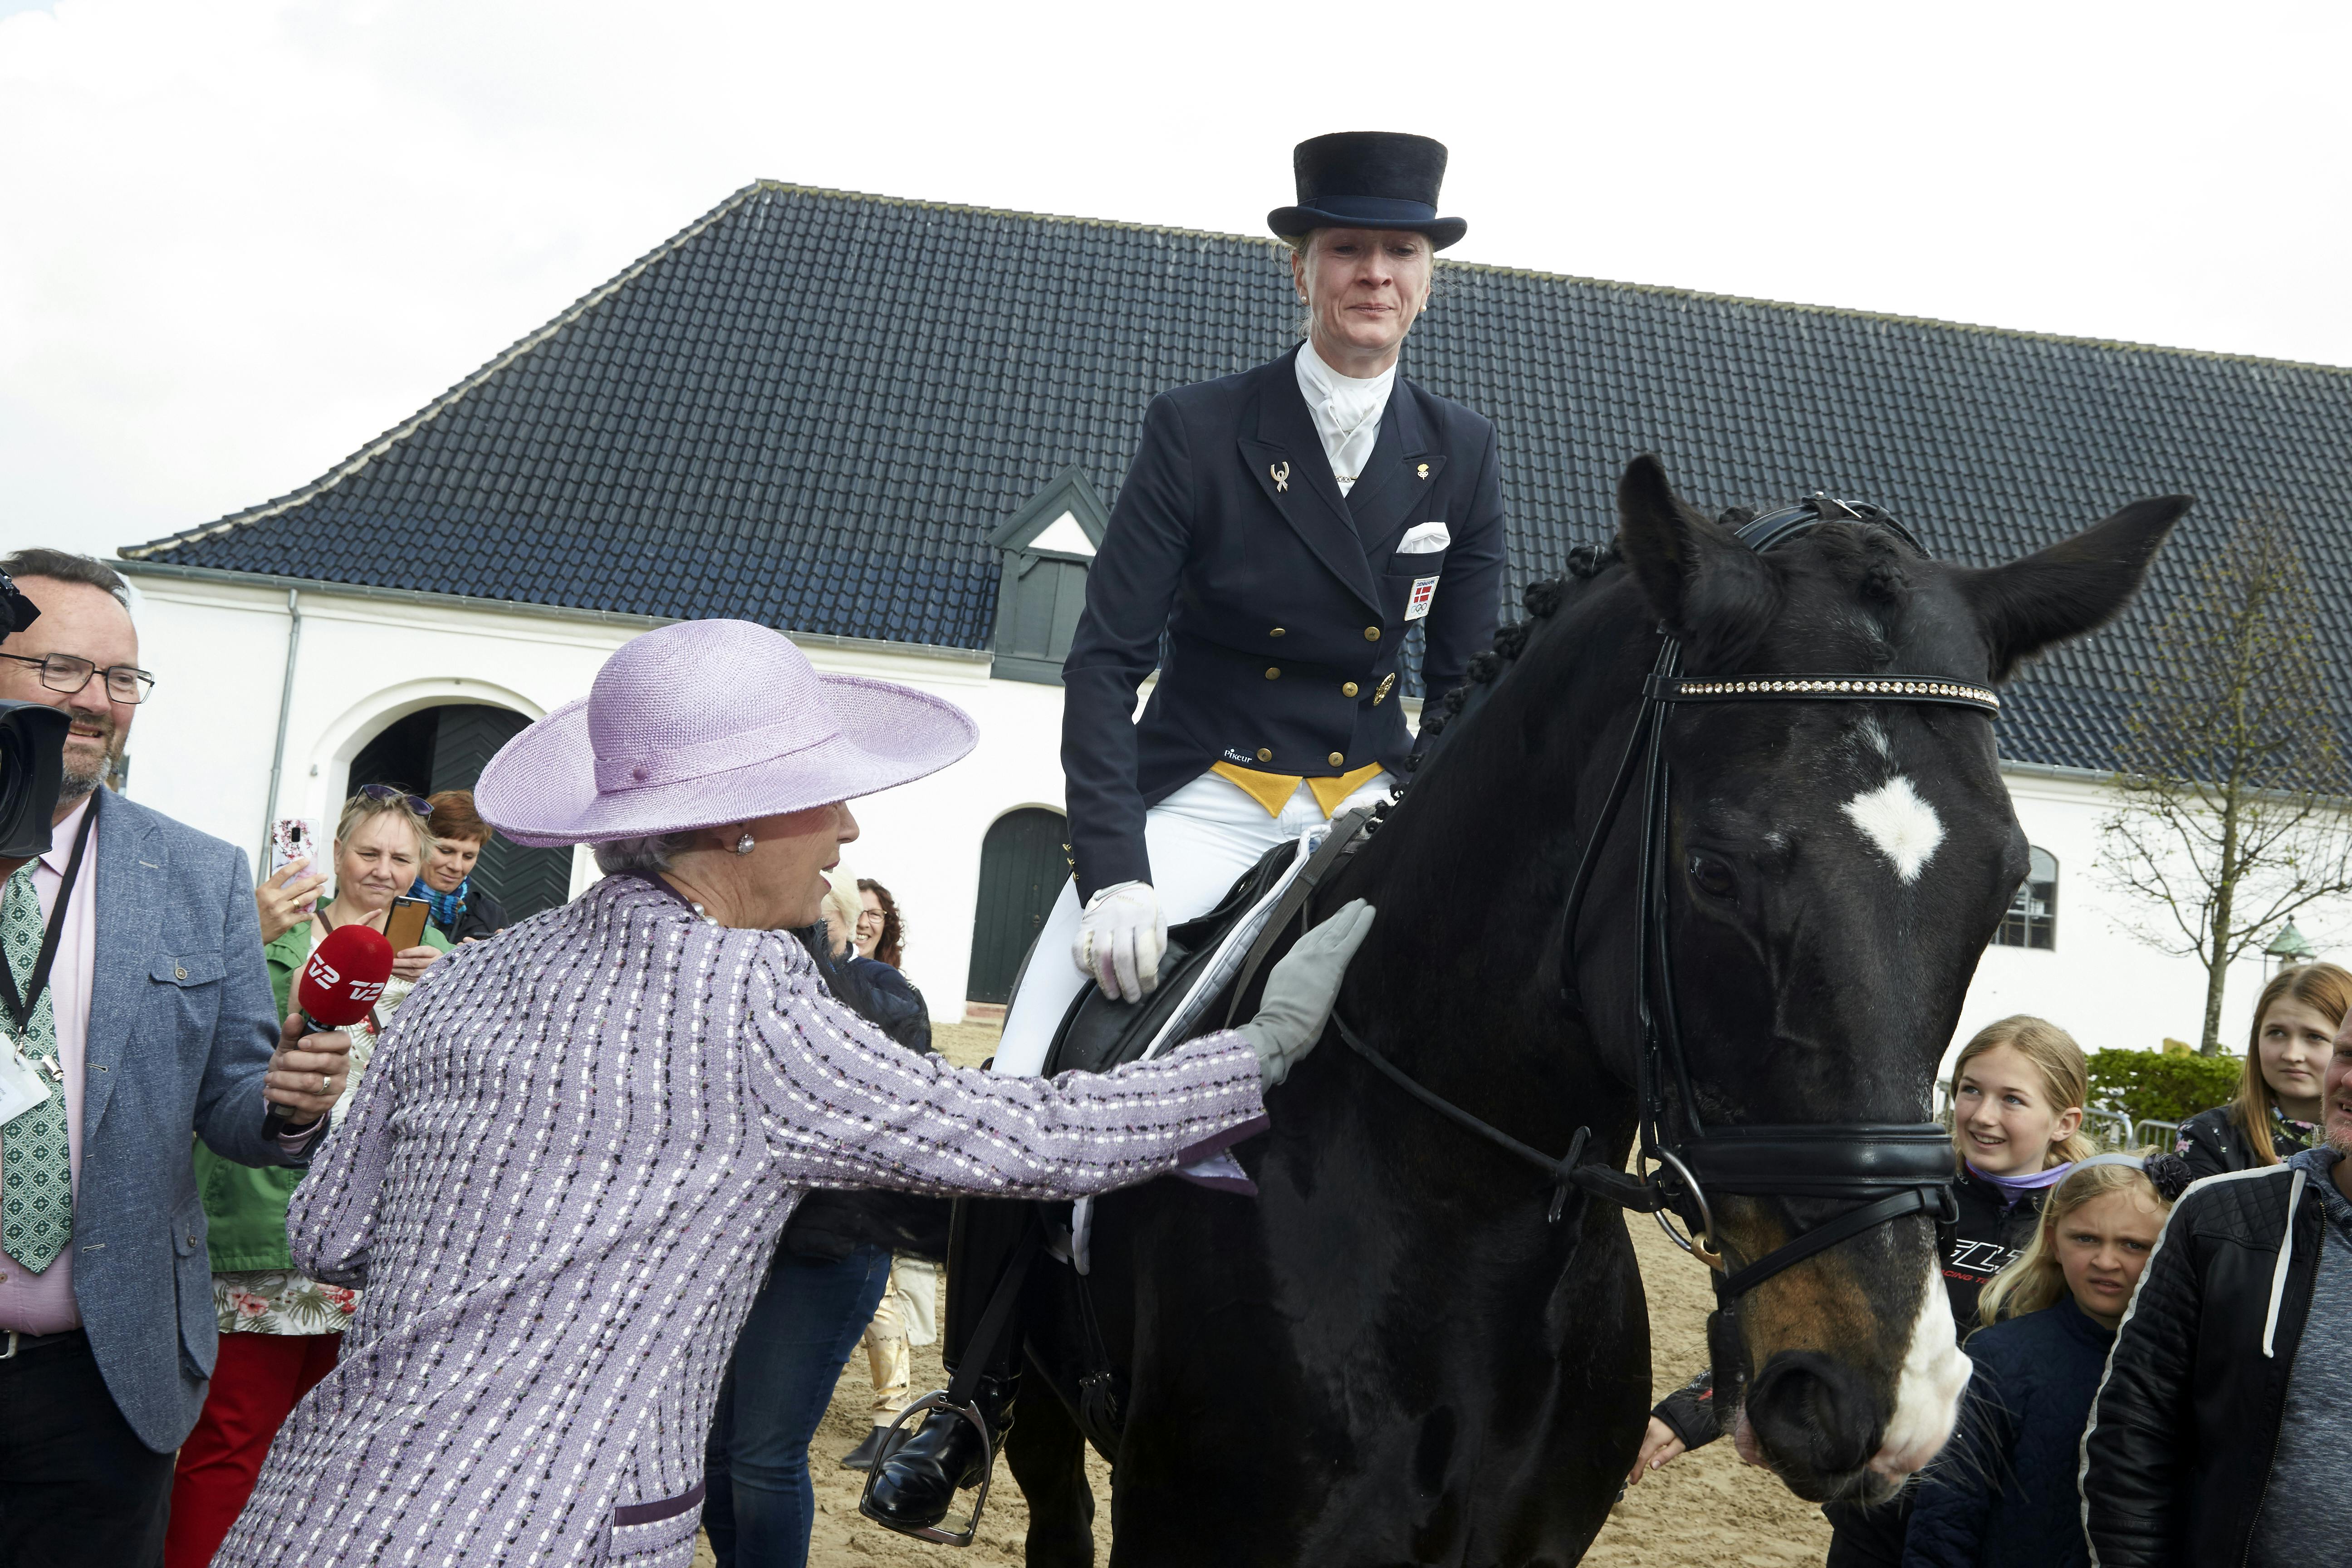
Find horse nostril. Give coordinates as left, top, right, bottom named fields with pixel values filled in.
left=1744, top=1350, right=1884, bottom=1488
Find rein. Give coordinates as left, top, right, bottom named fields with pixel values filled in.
left=1324, top=496, right=1989, bottom=1405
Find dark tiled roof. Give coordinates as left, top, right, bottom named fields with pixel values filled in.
left=127, top=181, right=2352, bottom=771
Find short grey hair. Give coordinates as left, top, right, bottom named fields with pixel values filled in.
left=0, top=549, right=130, bottom=610
left=593, top=830, right=705, bottom=877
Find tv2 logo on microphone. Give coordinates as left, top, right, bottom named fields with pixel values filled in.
left=305, top=953, right=387, bottom=1004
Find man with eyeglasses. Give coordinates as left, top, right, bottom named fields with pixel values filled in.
left=0, top=549, right=351, bottom=1566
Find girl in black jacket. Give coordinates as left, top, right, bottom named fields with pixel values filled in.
left=1902, top=1154, right=2189, bottom=1568
left=2174, top=962, right=2347, bottom=1180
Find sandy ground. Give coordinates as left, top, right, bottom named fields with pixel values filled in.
left=693, top=1021, right=1831, bottom=1567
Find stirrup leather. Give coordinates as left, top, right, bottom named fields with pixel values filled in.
left=856, top=1390, right=998, bottom=1548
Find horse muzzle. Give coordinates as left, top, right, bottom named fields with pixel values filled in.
left=1733, top=1257, right=1971, bottom=1504
left=1740, top=1348, right=1891, bottom=1503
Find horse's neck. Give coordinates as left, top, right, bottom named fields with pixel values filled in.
left=1332, top=581, right=1650, bottom=1088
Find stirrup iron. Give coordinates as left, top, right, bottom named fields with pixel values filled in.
left=857, top=1389, right=998, bottom=1548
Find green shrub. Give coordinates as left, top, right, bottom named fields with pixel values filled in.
left=2086, top=1049, right=2243, bottom=1128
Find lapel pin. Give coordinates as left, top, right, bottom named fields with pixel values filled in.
left=1416, top=462, right=1430, bottom=480
left=1374, top=673, right=1396, bottom=705
left=1271, top=461, right=1290, bottom=493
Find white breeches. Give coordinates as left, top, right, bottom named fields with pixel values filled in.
left=992, top=768, right=1394, bottom=1076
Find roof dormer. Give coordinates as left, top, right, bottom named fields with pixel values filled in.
left=987, top=467, right=1107, bottom=684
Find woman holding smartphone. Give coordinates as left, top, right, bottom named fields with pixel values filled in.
left=164, top=786, right=451, bottom=1568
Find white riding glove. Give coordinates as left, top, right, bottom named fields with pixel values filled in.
left=1235, top=900, right=1377, bottom=1090
left=1073, top=880, right=1167, bottom=1004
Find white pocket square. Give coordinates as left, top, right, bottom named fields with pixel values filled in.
left=1398, top=521, right=1450, bottom=554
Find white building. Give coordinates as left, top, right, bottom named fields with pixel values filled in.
left=118, top=564, right=1069, bottom=1026
left=112, top=181, right=2352, bottom=1056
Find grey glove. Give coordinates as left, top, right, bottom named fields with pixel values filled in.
left=1234, top=900, right=1376, bottom=1090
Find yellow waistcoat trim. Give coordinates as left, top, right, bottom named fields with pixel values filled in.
left=1309, top=762, right=1387, bottom=815
left=1209, top=760, right=1386, bottom=818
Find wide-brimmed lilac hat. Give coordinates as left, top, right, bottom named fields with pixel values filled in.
left=475, top=620, right=978, bottom=848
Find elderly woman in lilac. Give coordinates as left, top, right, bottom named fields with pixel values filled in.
left=214, top=620, right=1372, bottom=1568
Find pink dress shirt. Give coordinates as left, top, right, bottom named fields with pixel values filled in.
left=0, top=793, right=97, bottom=1333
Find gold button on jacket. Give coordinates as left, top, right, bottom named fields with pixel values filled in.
left=1327, top=751, right=1345, bottom=766
left=1264, top=666, right=1280, bottom=680
left=1364, top=626, right=1382, bottom=642
left=1269, top=627, right=1286, bottom=637
left=1342, top=681, right=1358, bottom=697
left=1256, top=747, right=1273, bottom=763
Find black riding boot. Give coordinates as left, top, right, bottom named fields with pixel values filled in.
left=865, top=1197, right=1031, bottom=1532
left=862, top=1368, right=1021, bottom=1528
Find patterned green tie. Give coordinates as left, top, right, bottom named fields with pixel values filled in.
left=1, top=865, right=70, bottom=1273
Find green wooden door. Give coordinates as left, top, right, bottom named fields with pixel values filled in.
left=347, top=703, right=574, bottom=925
left=965, top=808, right=1068, bottom=1005
left=427, top=706, right=575, bottom=921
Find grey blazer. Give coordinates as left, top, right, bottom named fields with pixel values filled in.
left=66, top=787, right=298, bottom=1453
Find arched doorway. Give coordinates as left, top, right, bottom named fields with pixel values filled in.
left=346, top=702, right=574, bottom=921
left=965, top=807, right=1069, bottom=1006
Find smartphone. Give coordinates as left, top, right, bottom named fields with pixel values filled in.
left=269, top=818, right=313, bottom=877
left=383, top=895, right=431, bottom=951
left=269, top=817, right=322, bottom=917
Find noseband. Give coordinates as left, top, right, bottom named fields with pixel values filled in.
left=1330, top=497, right=1988, bottom=1366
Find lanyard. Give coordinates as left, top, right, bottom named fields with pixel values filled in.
left=0, top=803, right=97, bottom=1039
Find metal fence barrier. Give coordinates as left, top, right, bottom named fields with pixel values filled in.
left=2082, top=1107, right=2136, bottom=1151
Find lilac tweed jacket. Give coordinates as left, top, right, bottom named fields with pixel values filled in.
left=216, top=875, right=1265, bottom=1568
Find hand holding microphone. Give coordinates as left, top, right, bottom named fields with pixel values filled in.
left=264, top=924, right=396, bottom=1132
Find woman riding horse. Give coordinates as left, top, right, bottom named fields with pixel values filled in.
left=865, top=130, right=1509, bottom=1534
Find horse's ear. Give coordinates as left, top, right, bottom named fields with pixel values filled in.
left=1614, top=454, right=1776, bottom=664
left=1960, top=496, right=2190, bottom=681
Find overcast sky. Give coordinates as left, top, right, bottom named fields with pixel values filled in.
left=3, top=0, right=2347, bottom=564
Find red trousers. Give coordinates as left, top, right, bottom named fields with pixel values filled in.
left=165, top=1331, right=340, bottom=1568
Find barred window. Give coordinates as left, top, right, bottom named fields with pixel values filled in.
left=1995, top=848, right=2058, bottom=950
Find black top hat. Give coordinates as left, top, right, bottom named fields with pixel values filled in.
left=1267, top=131, right=1466, bottom=250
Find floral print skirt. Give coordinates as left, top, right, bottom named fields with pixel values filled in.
left=208, top=971, right=398, bottom=1337
left=215, top=1269, right=359, bottom=1335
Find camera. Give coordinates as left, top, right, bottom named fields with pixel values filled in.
left=0, top=701, right=68, bottom=862
left=0, top=572, right=70, bottom=862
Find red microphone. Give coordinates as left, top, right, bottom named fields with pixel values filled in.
left=265, top=924, right=396, bottom=1131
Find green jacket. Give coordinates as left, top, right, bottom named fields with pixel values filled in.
left=196, top=919, right=451, bottom=1271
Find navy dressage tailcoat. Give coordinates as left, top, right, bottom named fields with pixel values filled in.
left=1061, top=346, right=1508, bottom=899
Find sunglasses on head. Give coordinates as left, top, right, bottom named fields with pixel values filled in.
left=359, top=784, right=433, bottom=817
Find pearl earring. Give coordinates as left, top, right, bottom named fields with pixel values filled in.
left=733, top=833, right=755, bottom=855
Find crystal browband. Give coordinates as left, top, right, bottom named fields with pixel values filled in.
left=1648, top=674, right=2001, bottom=714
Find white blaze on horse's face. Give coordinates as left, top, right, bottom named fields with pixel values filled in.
left=1842, top=776, right=1945, bottom=883
left=1869, top=1263, right=1972, bottom=1479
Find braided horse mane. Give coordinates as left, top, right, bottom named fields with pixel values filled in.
left=1401, top=535, right=1624, bottom=772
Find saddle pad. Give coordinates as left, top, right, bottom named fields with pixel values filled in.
left=1042, top=829, right=1321, bottom=1080
left=1054, top=826, right=1335, bottom=1274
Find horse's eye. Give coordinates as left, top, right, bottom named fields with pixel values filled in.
left=1687, top=853, right=1737, bottom=899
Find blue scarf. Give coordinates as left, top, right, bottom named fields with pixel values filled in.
left=414, top=877, right=467, bottom=931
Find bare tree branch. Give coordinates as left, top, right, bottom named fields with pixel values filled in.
left=2096, top=508, right=2352, bottom=1052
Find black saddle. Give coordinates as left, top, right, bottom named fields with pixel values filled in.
left=1041, top=808, right=1376, bottom=1078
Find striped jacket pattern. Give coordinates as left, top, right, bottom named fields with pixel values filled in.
left=215, top=874, right=1264, bottom=1567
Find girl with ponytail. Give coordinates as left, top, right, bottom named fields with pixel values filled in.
left=1904, top=1154, right=2192, bottom=1568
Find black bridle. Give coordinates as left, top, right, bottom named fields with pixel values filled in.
left=1330, top=495, right=1987, bottom=1404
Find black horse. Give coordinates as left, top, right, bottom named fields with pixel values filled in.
left=1005, top=455, right=2184, bottom=1565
